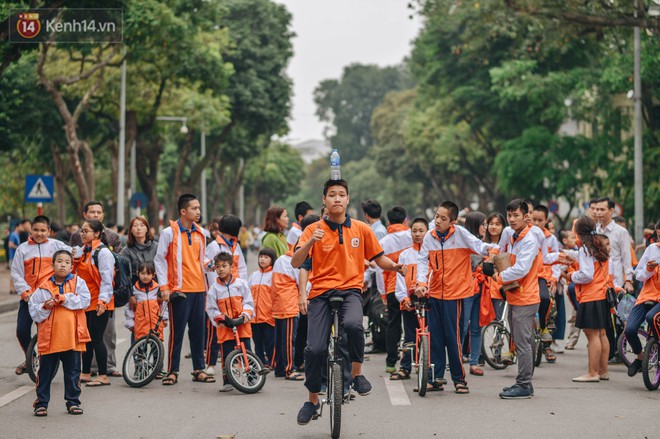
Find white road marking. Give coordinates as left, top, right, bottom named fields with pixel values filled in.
left=383, top=377, right=411, bottom=406
left=0, top=385, right=33, bottom=409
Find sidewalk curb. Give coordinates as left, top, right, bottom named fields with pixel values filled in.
left=0, top=300, right=19, bottom=315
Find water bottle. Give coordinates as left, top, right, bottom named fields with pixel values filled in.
left=330, top=149, right=341, bottom=180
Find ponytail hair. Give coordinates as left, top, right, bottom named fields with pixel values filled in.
left=574, top=215, right=609, bottom=262
left=83, top=219, right=109, bottom=246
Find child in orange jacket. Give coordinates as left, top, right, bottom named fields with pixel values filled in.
left=124, top=261, right=169, bottom=340
left=249, top=248, right=277, bottom=367
left=28, top=250, right=91, bottom=416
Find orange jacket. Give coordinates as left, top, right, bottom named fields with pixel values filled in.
left=496, top=226, right=542, bottom=306
left=124, top=281, right=168, bottom=340
left=155, top=220, right=207, bottom=293
left=376, top=224, right=412, bottom=295
left=634, top=243, right=660, bottom=304
left=206, top=276, right=254, bottom=343
left=248, top=267, right=275, bottom=326
left=571, top=247, right=609, bottom=303
left=74, top=239, right=116, bottom=312
left=28, top=274, right=91, bottom=355
left=271, top=252, right=300, bottom=319
left=11, top=237, right=71, bottom=298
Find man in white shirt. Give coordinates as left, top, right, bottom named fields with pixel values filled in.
left=362, top=200, right=387, bottom=240
left=593, top=196, right=634, bottom=362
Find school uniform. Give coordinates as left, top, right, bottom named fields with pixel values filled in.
left=298, top=215, right=384, bottom=393
left=416, top=225, right=497, bottom=385
left=272, top=251, right=301, bottom=377
left=248, top=267, right=275, bottom=366
left=74, top=240, right=115, bottom=376
left=570, top=247, right=610, bottom=329
left=204, top=236, right=247, bottom=367
left=155, top=220, right=208, bottom=374
left=395, top=243, right=423, bottom=373
left=286, top=222, right=303, bottom=250
left=206, top=276, right=254, bottom=365
left=494, top=225, right=542, bottom=387
left=375, top=224, right=412, bottom=368
left=625, top=244, right=660, bottom=354
left=28, top=274, right=91, bottom=410
left=11, top=237, right=71, bottom=353
left=124, top=281, right=168, bottom=340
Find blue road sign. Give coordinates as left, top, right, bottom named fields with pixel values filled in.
left=130, top=192, right=148, bottom=209
left=25, top=175, right=54, bottom=203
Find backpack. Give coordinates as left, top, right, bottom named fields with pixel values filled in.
left=93, top=244, right=132, bottom=308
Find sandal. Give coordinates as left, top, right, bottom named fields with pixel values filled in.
left=15, top=362, right=28, bottom=376
left=162, top=372, right=178, bottom=385
left=191, top=370, right=216, bottom=383
left=107, top=371, right=123, bottom=377
left=85, top=380, right=110, bottom=387
left=454, top=382, right=469, bottom=394
left=285, top=371, right=305, bottom=381
left=67, top=405, right=83, bottom=415
left=413, top=379, right=444, bottom=392
left=544, top=349, right=557, bottom=363
left=34, top=407, right=47, bottom=417
left=389, top=369, right=411, bottom=380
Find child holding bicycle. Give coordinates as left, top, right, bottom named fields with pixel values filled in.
left=248, top=247, right=277, bottom=367
left=206, top=252, right=254, bottom=392
left=624, top=219, right=660, bottom=377
left=568, top=216, right=610, bottom=382
left=28, top=250, right=91, bottom=416
left=124, top=261, right=168, bottom=340
left=392, top=218, right=429, bottom=381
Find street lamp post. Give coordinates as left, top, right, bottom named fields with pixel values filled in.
left=117, top=47, right=127, bottom=227
left=633, top=1, right=644, bottom=244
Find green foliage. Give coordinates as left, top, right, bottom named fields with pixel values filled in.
left=244, top=142, right=305, bottom=206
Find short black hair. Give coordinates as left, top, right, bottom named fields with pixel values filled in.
left=301, top=214, right=321, bottom=230
left=219, top=214, right=242, bottom=237
left=138, top=260, right=156, bottom=275
left=178, top=194, right=197, bottom=212
left=20, top=218, right=31, bottom=225
left=533, top=204, right=549, bottom=219
left=50, top=222, right=61, bottom=233
left=506, top=199, right=528, bottom=215
left=258, top=247, right=277, bottom=266
left=559, top=229, right=572, bottom=243
left=323, top=179, right=349, bottom=196
left=294, top=201, right=313, bottom=221
left=83, top=201, right=103, bottom=214
left=613, top=216, right=626, bottom=225
left=411, top=217, right=429, bottom=229
left=214, top=252, right=233, bottom=265
left=52, top=249, right=73, bottom=263
left=32, top=215, right=50, bottom=227
left=361, top=199, right=381, bottom=219
left=439, top=201, right=459, bottom=221
left=595, top=196, right=615, bottom=209
left=387, top=206, right=407, bottom=225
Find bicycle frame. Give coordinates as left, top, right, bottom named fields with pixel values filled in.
left=412, top=297, right=434, bottom=382
left=228, top=324, right=252, bottom=374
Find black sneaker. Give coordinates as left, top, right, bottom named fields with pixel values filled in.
left=296, top=401, right=320, bottom=425
left=502, top=383, right=534, bottom=395
left=628, top=359, right=643, bottom=377
left=500, top=384, right=534, bottom=399
left=352, top=375, right=372, bottom=396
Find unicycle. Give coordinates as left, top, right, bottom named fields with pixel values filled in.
left=642, top=312, right=660, bottom=391
left=122, top=304, right=166, bottom=388
left=318, top=296, right=345, bottom=439
left=222, top=316, right=267, bottom=394
left=26, top=334, right=59, bottom=384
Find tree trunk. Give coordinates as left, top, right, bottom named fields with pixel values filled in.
left=52, top=145, right=68, bottom=225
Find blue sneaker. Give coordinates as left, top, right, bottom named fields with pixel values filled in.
left=502, top=383, right=534, bottom=396
left=296, top=401, right=320, bottom=425
left=352, top=375, right=372, bottom=396
left=499, top=384, right=533, bottom=399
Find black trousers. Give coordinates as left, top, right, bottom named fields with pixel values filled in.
left=386, top=293, right=402, bottom=367
left=82, top=311, right=109, bottom=375
left=35, top=350, right=82, bottom=409
left=294, top=314, right=308, bottom=369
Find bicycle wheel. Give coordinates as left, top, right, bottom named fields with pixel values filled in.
left=26, top=335, right=59, bottom=384
left=417, top=334, right=430, bottom=397
left=122, top=334, right=164, bottom=388
left=642, top=337, right=660, bottom=391
left=618, top=330, right=649, bottom=367
left=533, top=330, right=542, bottom=368
left=329, top=362, right=342, bottom=439
left=481, top=322, right=509, bottom=370
left=225, top=349, right=266, bottom=394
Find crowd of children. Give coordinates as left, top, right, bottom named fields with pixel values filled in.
left=9, top=186, right=660, bottom=417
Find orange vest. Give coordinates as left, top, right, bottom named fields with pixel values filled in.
left=75, top=239, right=115, bottom=312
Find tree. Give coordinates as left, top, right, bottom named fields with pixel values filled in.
left=314, top=63, right=413, bottom=163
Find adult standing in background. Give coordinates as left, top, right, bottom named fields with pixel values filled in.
left=287, top=201, right=314, bottom=250
left=262, top=207, right=290, bottom=258
left=121, top=217, right=158, bottom=283
left=362, top=200, right=387, bottom=240
left=70, top=201, right=123, bottom=377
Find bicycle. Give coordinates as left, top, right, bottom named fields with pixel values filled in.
left=122, top=303, right=166, bottom=388
left=398, top=296, right=434, bottom=396
left=220, top=316, right=267, bottom=394
left=642, top=312, right=660, bottom=391
left=315, top=296, right=345, bottom=439
left=26, top=334, right=59, bottom=384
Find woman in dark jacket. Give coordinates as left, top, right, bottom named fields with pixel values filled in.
left=120, top=217, right=158, bottom=283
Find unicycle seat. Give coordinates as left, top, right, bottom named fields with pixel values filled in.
left=329, top=296, right=344, bottom=310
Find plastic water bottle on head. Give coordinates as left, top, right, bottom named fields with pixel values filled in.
left=330, top=149, right=341, bottom=180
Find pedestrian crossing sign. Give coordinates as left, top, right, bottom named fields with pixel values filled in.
left=25, top=175, right=54, bottom=203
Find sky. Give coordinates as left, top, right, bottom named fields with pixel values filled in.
left=275, top=0, right=423, bottom=142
